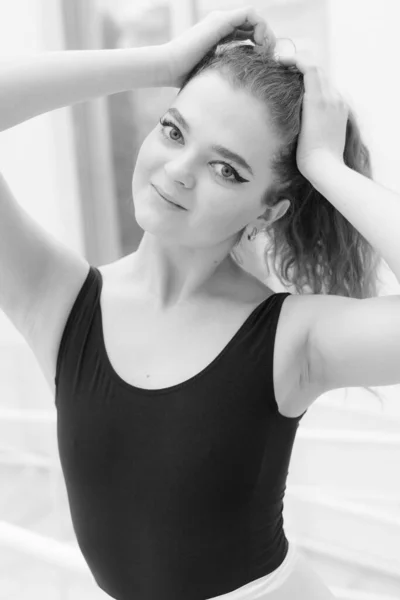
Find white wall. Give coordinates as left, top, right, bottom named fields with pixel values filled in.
left=327, top=0, right=400, bottom=295
left=328, top=0, right=400, bottom=190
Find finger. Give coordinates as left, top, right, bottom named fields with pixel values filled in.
left=297, top=59, right=328, bottom=98
left=280, top=51, right=328, bottom=97
left=263, top=23, right=277, bottom=48
left=231, top=7, right=276, bottom=47
left=254, top=21, right=267, bottom=45
left=276, top=54, right=296, bottom=66
left=276, top=48, right=331, bottom=96
left=274, top=39, right=297, bottom=64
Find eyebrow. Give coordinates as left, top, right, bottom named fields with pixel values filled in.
left=166, top=108, right=254, bottom=177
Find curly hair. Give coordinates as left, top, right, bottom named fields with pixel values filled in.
left=177, top=35, right=385, bottom=404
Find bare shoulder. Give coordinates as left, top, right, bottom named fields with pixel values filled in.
left=27, top=253, right=138, bottom=398
left=20, top=253, right=90, bottom=397
left=277, top=291, right=334, bottom=415
left=249, top=276, right=313, bottom=340
left=234, top=273, right=322, bottom=417
left=34, top=253, right=140, bottom=395
left=254, top=283, right=330, bottom=416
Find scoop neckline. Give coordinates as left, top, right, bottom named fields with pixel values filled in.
left=93, top=266, right=284, bottom=396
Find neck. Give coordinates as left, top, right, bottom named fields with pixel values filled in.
left=129, top=233, right=241, bottom=309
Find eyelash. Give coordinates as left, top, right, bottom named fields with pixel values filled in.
left=158, top=118, right=248, bottom=184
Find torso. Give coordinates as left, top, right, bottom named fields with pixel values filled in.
left=31, top=253, right=318, bottom=418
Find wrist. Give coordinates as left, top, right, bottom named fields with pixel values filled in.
left=127, top=45, right=171, bottom=89
left=300, top=154, right=346, bottom=187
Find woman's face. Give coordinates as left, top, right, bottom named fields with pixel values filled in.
left=132, top=71, right=283, bottom=250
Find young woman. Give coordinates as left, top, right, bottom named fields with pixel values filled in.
left=1, top=6, right=400, bottom=600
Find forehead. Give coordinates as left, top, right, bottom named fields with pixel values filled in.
left=172, top=72, right=279, bottom=172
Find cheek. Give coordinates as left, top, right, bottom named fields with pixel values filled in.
left=134, top=130, right=160, bottom=170
left=138, top=134, right=152, bottom=163
left=132, top=142, right=155, bottom=191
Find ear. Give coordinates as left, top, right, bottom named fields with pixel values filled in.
left=273, top=198, right=291, bottom=221
left=256, top=198, right=291, bottom=229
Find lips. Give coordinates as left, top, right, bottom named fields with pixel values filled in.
left=152, top=184, right=186, bottom=210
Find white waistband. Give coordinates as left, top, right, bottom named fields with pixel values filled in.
left=207, top=542, right=299, bottom=599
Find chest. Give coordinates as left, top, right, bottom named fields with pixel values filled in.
left=96, top=266, right=311, bottom=417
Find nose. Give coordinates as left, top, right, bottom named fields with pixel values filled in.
left=164, top=157, right=195, bottom=189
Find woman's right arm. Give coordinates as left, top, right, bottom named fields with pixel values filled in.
left=0, top=46, right=168, bottom=132
left=0, top=45, right=169, bottom=362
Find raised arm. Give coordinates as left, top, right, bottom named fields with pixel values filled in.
left=0, top=44, right=167, bottom=369
left=0, top=46, right=167, bottom=132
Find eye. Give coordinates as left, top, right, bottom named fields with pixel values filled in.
left=158, top=118, right=248, bottom=184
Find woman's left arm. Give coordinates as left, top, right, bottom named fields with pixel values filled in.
left=290, top=53, right=400, bottom=283
left=307, top=157, right=400, bottom=284
left=284, top=54, right=400, bottom=398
